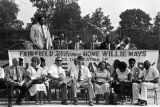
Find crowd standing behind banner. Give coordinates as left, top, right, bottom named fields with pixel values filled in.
left=29, top=16, right=137, bottom=50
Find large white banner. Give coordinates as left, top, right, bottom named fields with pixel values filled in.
left=8, top=50, right=159, bottom=72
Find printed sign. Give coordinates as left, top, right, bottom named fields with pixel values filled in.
left=8, top=50, right=159, bottom=72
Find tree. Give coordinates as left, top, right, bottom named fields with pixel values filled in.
left=118, top=9, right=152, bottom=34
left=82, top=8, right=114, bottom=41
left=0, top=0, right=19, bottom=28
left=154, top=12, right=160, bottom=27
left=30, top=0, right=81, bottom=29
left=10, top=19, right=24, bottom=29
left=152, top=12, right=160, bottom=35
left=51, top=2, right=81, bottom=30
left=117, top=9, right=152, bottom=49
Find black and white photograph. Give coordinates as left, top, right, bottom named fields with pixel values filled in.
left=0, top=0, right=160, bottom=107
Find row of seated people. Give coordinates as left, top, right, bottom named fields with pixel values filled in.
left=110, top=58, right=159, bottom=105
left=0, top=56, right=159, bottom=107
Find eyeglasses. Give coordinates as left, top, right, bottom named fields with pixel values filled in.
left=32, top=60, right=38, bottom=62
left=56, top=60, right=62, bottom=62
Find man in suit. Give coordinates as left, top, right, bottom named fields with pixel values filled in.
left=99, top=36, right=115, bottom=50
left=84, top=34, right=100, bottom=50
left=30, top=16, right=53, bottom=49
left=5, top=58, right=28, bottom=105
left=52, top=33, right=68, bottom=49
left=68, top=35, right=84, bottom=49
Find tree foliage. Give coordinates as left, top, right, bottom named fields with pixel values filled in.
left=30, top=1, right=113, bottom=42
left=117, top=9, right=152, bottom=49
left=154, top=12, right=160, bottom=26
left=82, top=8, right=114, bottom=41
left=10, top=19, right=24, bottom=29
left=119, top=9, right=152, bottom=30
left=30, top=0, right=81, bottom=30
left=151, top=12, right=160, bottom=34
left=51, top=2, right=81, bottom=30
left=0, top=0, right=20, bottom=28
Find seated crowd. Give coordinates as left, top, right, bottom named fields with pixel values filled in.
left=0, top=56, right=159, bottom=106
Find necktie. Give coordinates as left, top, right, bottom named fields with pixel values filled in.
left=108, top=43, right=110, bottom=49
left=92, top=42, right=94, bottom=49
left=76, top=43, right=78, bottom=49
left=15, top=67, right=20, bottom=82
left=78, top=66, right=82, bottom=81
left=41, top=25, right=46, bottom=41
left=91, top=43, right=93, bottom=50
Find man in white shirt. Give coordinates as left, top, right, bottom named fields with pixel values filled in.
left=48, top=56, right=68, bottom=105
left=30, top=16, right=53, bottom=49
left=132, top=60, right=159, bottom=106
left=70, top=56, right=94, bottom=106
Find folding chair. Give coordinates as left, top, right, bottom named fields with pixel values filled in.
left=148, top=87, right=158, bottom=105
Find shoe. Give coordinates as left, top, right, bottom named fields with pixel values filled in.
left=35, top=102, right=39, bottom=105
left=139, top=100, right=147, bottom=106
left=134, top=99, right=142, bottom=105
left=16, top=101, right=21, bottom=105
left=96, top=100, right=99, bottom=104
left=16, top=99, right=22, bottom=105
left=120, top=99, right=127, bottom=105
left=105, top=99, right=109, bottom=105
left=61, top=100, right=68, bottom=105
left=89, top=101, right=94, bottom=106
left=73, top=98, right=78, bottom=105
left=39, top=101, right=44, bottom=105
left=48, top=101, right=51, bottom=104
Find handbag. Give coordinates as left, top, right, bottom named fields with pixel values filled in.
left=31, top=78, right=44, bottom=84
left=96, top=81, right=105, bottom=85
left=27, top=78, right=44, bottom=89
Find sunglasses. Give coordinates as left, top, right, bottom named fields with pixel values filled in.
left=56, top=60, right=62, bottom=62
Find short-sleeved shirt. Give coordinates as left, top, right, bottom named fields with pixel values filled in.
left=48, top=64, right=66, bottom=78
left=143, top=66, right=159, bottom=81
left=27, top=66, right=44, bottom=80
left=128, top=67, right=143, bottom=80
left=70, top=65, right=91, bottom=81
left=93, top=69, right=111, bottom=83
left=42, top=66, right=49, bottom=76
left=116, top=68, right=131, bottom=81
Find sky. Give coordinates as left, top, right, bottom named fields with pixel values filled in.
left=15, top=0, right=160, bottom=29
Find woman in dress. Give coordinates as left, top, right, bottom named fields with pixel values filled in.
left=92, top=61, right=111, bottom=104
left=114, top=61, right=132, bottom=104
left=27, top=56, right=47, bottom=104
